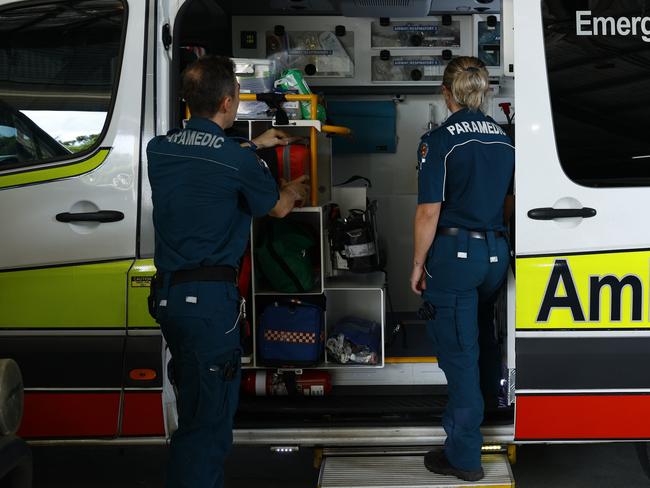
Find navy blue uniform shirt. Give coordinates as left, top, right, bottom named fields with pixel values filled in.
left=147, top=117, right=279, bottom=272
left=418, top=108, right=514, bottom=231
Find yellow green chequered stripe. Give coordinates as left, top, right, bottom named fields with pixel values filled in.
left=0, top=260, right=133, bottom=328
left=127, top=259, right=159, bottom=329
left=0, top=259, right=161, bottom=329
left=516, top=250, right=650, bottom=330
left=0, top=148, right=110, bottom=190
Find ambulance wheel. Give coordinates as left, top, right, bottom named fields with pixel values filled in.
left=0, top=359, right=24, bottom=436
left=635, top=442, right=650, bottom=481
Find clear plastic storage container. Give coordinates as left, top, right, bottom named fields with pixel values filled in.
left=233, top=58, right=276, bottom=119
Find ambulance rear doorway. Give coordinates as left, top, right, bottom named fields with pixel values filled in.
left=169, top=0, right=515, bottom=446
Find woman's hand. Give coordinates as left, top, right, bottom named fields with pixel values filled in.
left=410, top=263, right=427, bottom=296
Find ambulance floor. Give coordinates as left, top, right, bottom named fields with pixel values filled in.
left=29, top=442, right=650, bottom=487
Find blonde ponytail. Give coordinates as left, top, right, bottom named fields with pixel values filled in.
left=442, top=57, right=489, bottom=111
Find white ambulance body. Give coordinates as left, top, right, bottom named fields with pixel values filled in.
left=1, top=0, right=650, bottom=485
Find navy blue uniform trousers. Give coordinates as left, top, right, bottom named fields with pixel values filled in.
left=158, top=281, right=242, bottom=488
left=424, top=233, right=509, bottom=471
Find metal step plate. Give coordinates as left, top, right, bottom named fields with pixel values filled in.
left=318, top=454, right=514, bottom=488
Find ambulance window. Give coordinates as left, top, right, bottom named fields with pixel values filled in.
left=0, top=0, right=125, bottom=170
left=542, top=1, right=650, bottom=187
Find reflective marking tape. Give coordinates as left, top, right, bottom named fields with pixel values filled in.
left=185, top=296, right=197, bottom=304
left=0, top=148, right=111, bottom=190
left=517, top=250, right=650, bottom=330
left=516, top=394, right=650, bottom=440
left=385, top=356, right=438, bottom=364
left=264, top=330, right=316, bottom=344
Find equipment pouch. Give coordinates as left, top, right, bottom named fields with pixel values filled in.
left=418, top=301, right=437, bottom=321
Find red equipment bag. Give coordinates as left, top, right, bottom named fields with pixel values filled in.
left=275, top=144, right=310, bottom=181
left=237, top=249, right=252, bottom=298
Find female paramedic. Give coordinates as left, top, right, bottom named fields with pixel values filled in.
left=410, top=56, right=514, bottom=482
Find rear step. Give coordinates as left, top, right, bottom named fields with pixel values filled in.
left=318, top=453, right=514, bottom=488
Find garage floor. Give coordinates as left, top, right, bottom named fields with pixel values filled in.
left=29, top=442, right=650, bottom=487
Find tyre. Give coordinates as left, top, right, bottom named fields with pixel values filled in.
left=0, top=359, right=24, bottom=436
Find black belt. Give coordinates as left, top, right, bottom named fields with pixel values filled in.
left=437, top=227, right=505, bottom=240
left=169, top=266, right=237, bottom=286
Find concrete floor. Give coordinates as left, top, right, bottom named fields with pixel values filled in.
left=27, top=443, right=650, bottom=487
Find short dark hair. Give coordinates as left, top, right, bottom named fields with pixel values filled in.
left=181, top=55, right=237, bottom=118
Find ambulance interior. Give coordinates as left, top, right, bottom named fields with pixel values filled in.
left=171, top=0, right=515, bottom=436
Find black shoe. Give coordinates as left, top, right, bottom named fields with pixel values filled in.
left=424, top=450, right=485, bottom=482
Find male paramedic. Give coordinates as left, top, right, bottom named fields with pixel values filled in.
left=411, top=56, right=514, bottom=482
left=147, top=55, right=309, bottom=488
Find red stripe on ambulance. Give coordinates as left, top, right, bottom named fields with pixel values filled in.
left=516, top=394, right=650, bottom=440
left=121, top=392, right=165, bottom=436
left=18, top=392, right=120, bottom=438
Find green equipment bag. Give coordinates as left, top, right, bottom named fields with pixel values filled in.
left=255, top=219, right=317, bottom=293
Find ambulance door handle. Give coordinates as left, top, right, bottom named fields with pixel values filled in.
left=527, top=207, right=597, bottom=220
left=56, top=210, right=125, bottom=223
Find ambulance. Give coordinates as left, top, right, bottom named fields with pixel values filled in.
left=1, top=0, right=650, bottom=486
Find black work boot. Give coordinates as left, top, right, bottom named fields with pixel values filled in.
left=424, top=450, right=485, bottom=482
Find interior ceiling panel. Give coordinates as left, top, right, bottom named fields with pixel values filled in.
left=232, top=0, right=337, bottom=15
left=230, top=0, right=500, bottom=15
left=429, top=0, right=500, bottom=13
left=339, top=0, right=433, bottom=17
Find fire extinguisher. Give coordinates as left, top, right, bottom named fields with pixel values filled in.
left=242, top=370, right=332, bottom=396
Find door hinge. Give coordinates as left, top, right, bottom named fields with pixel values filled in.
left=507, top=368, right=516, bottom=406
left=162, top=23, right=172, bottom=50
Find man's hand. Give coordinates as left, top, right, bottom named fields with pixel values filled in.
left=281, top=175, right=309, bottom=207
left=410, top=263, right=427, bottom=296
left=251, top=128, right=300, bottom=149
left=269, top=175, right=310, bottom=218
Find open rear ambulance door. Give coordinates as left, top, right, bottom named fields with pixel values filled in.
left=515, top=0, right=650, bottom=442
